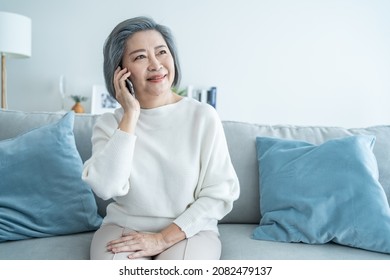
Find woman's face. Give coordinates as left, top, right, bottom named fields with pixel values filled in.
left=121, top=30, right=175, bottom=97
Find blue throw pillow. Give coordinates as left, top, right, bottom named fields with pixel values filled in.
left=253, top=135, right=390, bottom=254
left=0, top=112, right=102, bottom=242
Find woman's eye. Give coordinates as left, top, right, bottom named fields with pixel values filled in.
left=134, top=55, right=146, bottom=61
left=158, top=50, right=167, bottom=55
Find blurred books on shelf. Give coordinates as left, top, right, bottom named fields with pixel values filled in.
left=186, top=85, right=217, bottom=109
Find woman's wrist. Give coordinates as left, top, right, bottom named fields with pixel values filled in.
left=118, top=111, right=139, bottom=134
left=160, top=223, right=186, bottom=248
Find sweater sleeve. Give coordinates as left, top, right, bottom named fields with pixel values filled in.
left=82, top=112, right=136, bottom=200
left=173, top=109, right=240, bottom=237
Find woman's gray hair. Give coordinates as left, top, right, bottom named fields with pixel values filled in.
left=103, top=16, right=181, bottom=99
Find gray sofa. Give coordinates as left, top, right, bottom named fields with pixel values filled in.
left=1, top=109, right=390, bottom=260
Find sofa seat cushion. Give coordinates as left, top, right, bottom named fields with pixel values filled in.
left=0, top=232, right=94, bottom=260
left=219, top=224, right=390, bottom=260
left=1, top=225, right=389, bottom=260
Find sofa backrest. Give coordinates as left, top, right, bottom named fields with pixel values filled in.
left=0, top=110, right=99, bottom=163
left=1, top=110, right=390, bottom=225
left=220, top=121, right=390, bottom=224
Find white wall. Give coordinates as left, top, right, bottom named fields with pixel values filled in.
left=1, top=0, right=390, bottom=127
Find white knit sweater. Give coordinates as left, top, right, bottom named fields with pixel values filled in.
left=82, top=97, right=240, bottom=237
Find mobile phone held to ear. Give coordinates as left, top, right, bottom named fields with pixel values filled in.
left=126, top=79, right=135, bottom=96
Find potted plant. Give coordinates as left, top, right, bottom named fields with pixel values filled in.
left=70, top=95, right=88, bottom=113
left=172, top=87, right=186, bottom=96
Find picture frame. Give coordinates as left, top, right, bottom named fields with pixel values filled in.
left=91, top=85, right=120, bottom=114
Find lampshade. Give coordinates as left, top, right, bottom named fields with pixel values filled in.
left=0, top=11, right=31, bottom=58
left=0, top=11, right=31, bottom=109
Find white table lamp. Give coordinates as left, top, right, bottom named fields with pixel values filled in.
left=0, top=11, right=31, bottom=109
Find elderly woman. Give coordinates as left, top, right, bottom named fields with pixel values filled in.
left=82, top=16, right=239, bottom=260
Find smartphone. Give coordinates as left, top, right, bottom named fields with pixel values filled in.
left=126, top=79, right=135, bottom=96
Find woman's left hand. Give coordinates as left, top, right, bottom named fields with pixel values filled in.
left=106, top=231, right=168, bottom=259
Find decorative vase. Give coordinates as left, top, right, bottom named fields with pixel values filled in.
left=72, top=102, right=84, bottom=113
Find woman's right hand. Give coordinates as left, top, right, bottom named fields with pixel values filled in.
left=113, top=67, right=140, bottom=133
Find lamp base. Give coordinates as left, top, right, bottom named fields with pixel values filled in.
left=1, top=54, right=6, bottom=109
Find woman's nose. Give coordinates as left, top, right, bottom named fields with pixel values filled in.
left=147, top=56, right=162, bottom=71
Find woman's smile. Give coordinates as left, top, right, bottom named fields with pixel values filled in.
left=147, top=74, right=167, bottom=83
